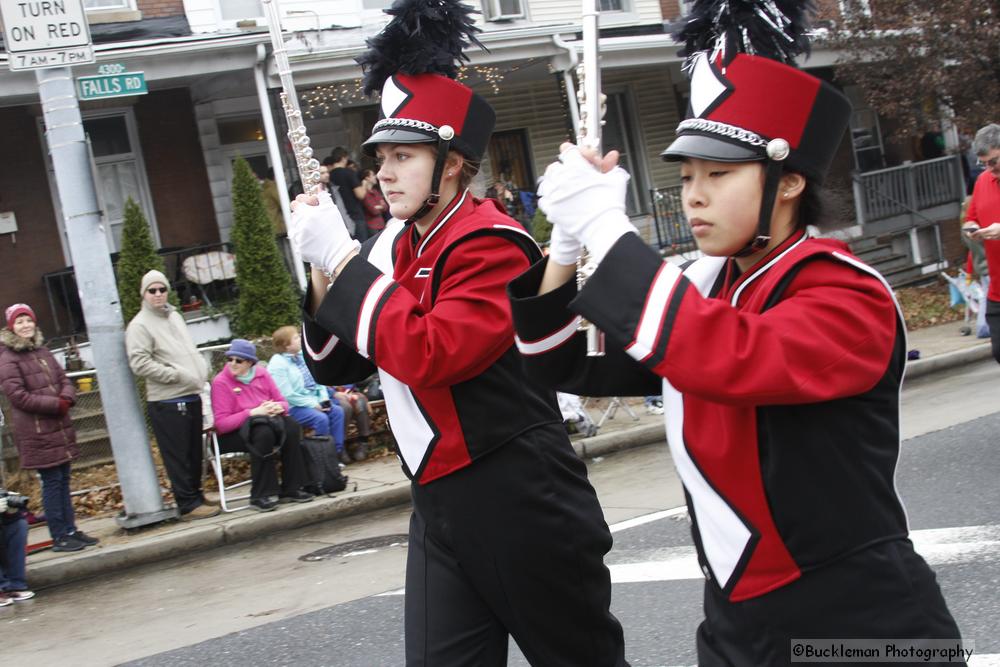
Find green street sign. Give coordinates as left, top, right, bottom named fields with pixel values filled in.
left=77, top=68, right=146, bottom=100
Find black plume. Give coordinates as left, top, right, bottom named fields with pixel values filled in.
left=673, top=0, right=814, bottom=67
left=357, top=0, right=486, bottom=96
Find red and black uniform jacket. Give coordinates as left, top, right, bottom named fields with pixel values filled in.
left=303, top=190, right=561, bottom=484
left=508, top=230, right=910, bottom=602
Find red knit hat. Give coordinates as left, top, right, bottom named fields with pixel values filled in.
left=5, top=303, right=36, bottom=330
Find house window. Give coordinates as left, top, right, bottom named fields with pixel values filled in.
left=218, top=116, right=266, bottom=145
left=482, top=0, right=524, bottom=21
left=603, top=91, right=649, bottom=216
left=220, top=0, right=262, bottom=21
left=216, top=115, right=270, bottom=186
left=599, top=0, right=624, bottom=10
left=84, top=0, right=131, bottom=9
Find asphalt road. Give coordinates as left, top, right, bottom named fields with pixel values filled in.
left=124, top=392, right=999, bottom=666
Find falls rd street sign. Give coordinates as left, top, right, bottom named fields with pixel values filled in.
left=77, top=69, right=147, bottom=100
left=0, top=0, right=95, bottom=70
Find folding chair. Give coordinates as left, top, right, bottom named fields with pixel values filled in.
left=203, top=427, right=252, bottom=512
left=582, top=396, right=640, bottom=430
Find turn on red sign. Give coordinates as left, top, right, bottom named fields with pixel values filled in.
left=0, top=0, right=94, bottom=70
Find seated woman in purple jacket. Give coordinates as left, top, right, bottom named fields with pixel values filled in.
left=209, top=339, right=312, bottom=512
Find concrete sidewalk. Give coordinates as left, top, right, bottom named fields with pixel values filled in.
left=25, top=319, right=993, bottom=590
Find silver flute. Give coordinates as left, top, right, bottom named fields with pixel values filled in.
left=263, top=0, right=321, bottom=196
left=576, top=0, right=606, bottom=357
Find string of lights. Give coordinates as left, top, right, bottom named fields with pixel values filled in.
left=301, top=59, right=546, bottom=118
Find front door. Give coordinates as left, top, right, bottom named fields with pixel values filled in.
left=43, top=109, right=158, bottom=261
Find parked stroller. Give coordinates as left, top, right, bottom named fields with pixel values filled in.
left=940, top=269, right=989, bottom=338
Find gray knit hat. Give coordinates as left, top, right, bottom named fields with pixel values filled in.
left=140, top=270, right=170, bottom=297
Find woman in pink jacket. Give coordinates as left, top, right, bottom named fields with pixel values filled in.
left=210, top=339, right=311, bottom=512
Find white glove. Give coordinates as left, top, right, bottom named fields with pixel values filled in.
left=288, top=190, right=361, bottom=276
left=547, top=221, right=583, bottom=266
left=0, top=496, right=8, bottom=514
left=538, top=147, right=638, bottom=263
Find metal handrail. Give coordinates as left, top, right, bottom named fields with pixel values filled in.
left=649, top=184, right=695, bottom=253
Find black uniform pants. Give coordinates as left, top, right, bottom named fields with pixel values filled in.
left=148, top=398, right=205, bottom=514
left=404, top=423, right=629, bottom=667
left=696, top=539, right=964, bottom=667
left=217, top=416, right=307, bottom=501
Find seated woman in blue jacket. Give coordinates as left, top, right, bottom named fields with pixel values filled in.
left=268, top=326, right=348, bottom=465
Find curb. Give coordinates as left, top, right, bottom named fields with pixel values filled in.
left=572, top=423, right=666, bottom=459
left=30, top=482, right=413, bottom=591
left=905, top=342, right=992, bottom=380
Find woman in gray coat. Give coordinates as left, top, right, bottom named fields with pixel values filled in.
left=0, top=304, right=98, bottom=552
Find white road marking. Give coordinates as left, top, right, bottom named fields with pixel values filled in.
left=607, top=511, right=999, bottom=585
left=609, top=507, right=688, bottom=533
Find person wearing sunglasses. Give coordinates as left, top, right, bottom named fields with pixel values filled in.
left=126, top=270, right=218, bottom=521
left=963, top=124, right=1000, bottom=365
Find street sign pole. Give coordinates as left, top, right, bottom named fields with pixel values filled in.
left=36, top=67, right=176, bottom=528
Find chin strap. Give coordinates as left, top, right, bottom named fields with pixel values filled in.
left=405, top=125, right=455, bottom=225
left=733, top=138, right=790, bottom=258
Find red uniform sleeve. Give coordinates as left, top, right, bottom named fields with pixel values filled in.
left=313, top=234, right=530, bottom=389
left=508, top=257, right=664, bottom=397
left=573, top=233, right=899, bottom=406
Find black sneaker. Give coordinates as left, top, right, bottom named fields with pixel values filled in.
left=69, top=530, right=99, bottom=546
left=338, top=449, right=352, bottom=466
left=249, top=497, right=278, bottom=512
left=279, top=490, right=314, bottom=504
left=52, top=535, right=85, bottom=552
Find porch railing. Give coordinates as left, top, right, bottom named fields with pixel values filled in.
left=650, top=184, right=695, bottom=253
left=42, top=236, right=300, bottom=341
left=853, top=155, right=965, bottom=226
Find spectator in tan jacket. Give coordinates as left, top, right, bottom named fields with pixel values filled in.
left=126, top=270, right=218, bottom=521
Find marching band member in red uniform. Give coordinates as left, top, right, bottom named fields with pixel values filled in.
left=508, top=1, right=964, bottom=664
left=287, top=2, right=627, bottom=665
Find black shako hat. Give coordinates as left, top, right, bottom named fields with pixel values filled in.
left=663, top=0, right=852, bottom=254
